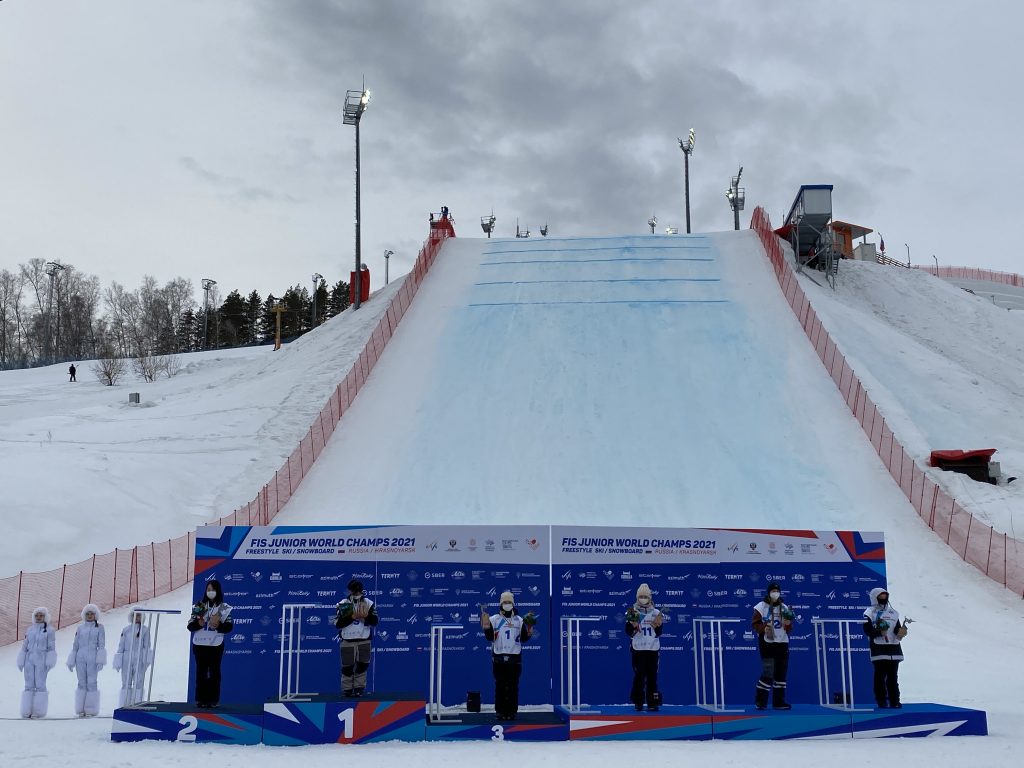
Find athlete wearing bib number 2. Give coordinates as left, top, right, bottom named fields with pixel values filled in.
left=481, top=590, right=535, bottom=721
left=751, top=582, right=793, bottom=710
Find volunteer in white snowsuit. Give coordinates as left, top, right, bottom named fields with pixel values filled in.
left=481, top=590, right=536, bottom=721
left=862, top=587, right=907, bottom=709
left=751, top=582, right=793, bottom=710
left=17, top=607, right=57, bottom=718
left=114, top=610, right=153, bottom=707
left=67, top=603, right=107, bottom=717
left=187, top=579, right=233, bottom=708
left=625, top=583, right=663, bottom=711
left=334, top=579, right=379, bottom=696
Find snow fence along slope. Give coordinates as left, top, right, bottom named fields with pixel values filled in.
left=0, top=226, right=452, bottom=647
left=281, top=230, right=915, bottom=535
left=750, top=207, right=1024, bottom=596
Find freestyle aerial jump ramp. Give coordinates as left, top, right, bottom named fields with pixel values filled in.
left=281, top=230, right=915, bottom=533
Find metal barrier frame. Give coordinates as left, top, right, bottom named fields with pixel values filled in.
left=278, top=603, right=319, bottom=701
left=692, top=617, right=743, bottom=711
left=559, top=616, right=600, bottom=711
left=812, top=618, right=871, bottom=711
left=427, top=624, right=464, bottom=722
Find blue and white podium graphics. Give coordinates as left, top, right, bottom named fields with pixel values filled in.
left=552, top=526, right=887, bottom=707
left=192, top=525, right=550, bottom=709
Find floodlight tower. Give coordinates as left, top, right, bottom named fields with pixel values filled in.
left=678, top=128, right=696, bottom=234
left=311, top=272, right=323, bottom=328
left=201, top=278, right=217, bottom=350
left=540, top=224, right=549, bottom=237
left=384, top=250, right=393, bottom=285
left=726, top=166, right=745, bottom=231
left=44, top=261, right=66, bottom=364
left=343, top=82, right=371, bottom=309
left=480, top=212, right=496, bottom=238
left=648, top=214, right=657, bottom=234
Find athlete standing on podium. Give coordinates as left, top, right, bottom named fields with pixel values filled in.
left=335, top=579, right=379, bottom=697
left=625, top=583, right=663, bottom=711
left=481, top=590, right=536, bottom=721
left=751, top=582, right=794, bottom=710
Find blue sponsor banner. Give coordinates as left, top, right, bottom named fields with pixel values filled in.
left=552, top=527, right=886, bottom=707
left=190, top=525, right=884, bottom=709
left=190, top=525, right=550, bottom=708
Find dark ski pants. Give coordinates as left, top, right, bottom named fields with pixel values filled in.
left=492, top=654, right=523, bottom=718
left=630, top=649, right=660, bottom=707
left=192, top=644, right=224, bottom=706
left=341, top=639, right=371, bottom=693
left=872, top=659, right=900, bottom=707
left=756, top=641, right=789, bottom=707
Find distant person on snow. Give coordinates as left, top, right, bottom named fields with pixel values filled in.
left=68, top=364, right=76, bottom=382
left=862, top=587, right=907, bottom=709
left=17, top=606, right=57, bottom=718
left=114, top=610, right=153, bottom=707
left=67, top=603, right=107, bottom=717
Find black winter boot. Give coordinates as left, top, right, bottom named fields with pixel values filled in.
left=772, top=686, right=792, bottom=710
left=755, top=684, right=770, bottom=710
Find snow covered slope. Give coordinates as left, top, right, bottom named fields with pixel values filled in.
left=284, top=231, right=916, bottom=531
left=0, top=279, right=402, bottom=573
left=797, top=260, right=1024, bottom=535
left=1, top=231, right=1023, bottom=767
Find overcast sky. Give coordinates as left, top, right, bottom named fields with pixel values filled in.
left=2, top=1, right=1021, bottom=302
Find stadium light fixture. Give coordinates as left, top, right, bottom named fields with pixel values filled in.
left=384, top=249, right=394, bottom=285
left=343, top=83, right=371, bottom=310
left=726, top=166, right=745, bottom=230
left=480, top=212, right=496, bottom=238
left=311, top=273, right=323, bottom=328
left=648, top=214, right=657, bottom=234
left=677, top=128, right=696, bottom=233
left=201, top=278, right=217, bottom=350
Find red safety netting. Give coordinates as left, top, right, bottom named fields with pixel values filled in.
left=0, top=224, right=454, bottom=647
left=915, top=265, right=1024, bottom=287
left=750, top=206, right=1024, bottom=598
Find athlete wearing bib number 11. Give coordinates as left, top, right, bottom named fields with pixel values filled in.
left=625, top=583, right=663, bottom=711
left=481, top=590, right=535, bottom=721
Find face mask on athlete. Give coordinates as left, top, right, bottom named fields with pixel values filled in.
left=769, top=591, right=781, bottom=601
left=501, top=602, right=513, bottom=612
left=351, top=593, right=364, bottom=601
left=207, top=590, right=217, bottom=600
left=637, top=596, right=650, bottom=606
left=878, top=595, right=888, bottom=606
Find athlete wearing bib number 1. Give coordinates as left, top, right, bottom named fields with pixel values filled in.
left=481, top=590, right=535, bottom=721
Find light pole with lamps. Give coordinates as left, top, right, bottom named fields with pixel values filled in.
left=480, top=212, right=496, bottom=238
left=678, top=128, right=696, bottom=234
left=201, top=278, right=217, bottom=351
left=311, top=273, right=323, bottom=329
left=44, top=261, right=66, bottom=364
left=343, top=83, right=371, bottom=310
left=648, top=214, right=657, bottom=234
left=905, top=243, right=910, bottom=266
left=384, top=250, right=393, bottom=285
left=726, top=166, right=745, bottom=231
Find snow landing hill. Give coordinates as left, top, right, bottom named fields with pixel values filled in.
left=0, top=229, right=1022, bottom=767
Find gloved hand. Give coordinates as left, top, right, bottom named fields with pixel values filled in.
left=113, top=653, right=123, bottom=672
left=67, top=662, right=75, bottom=672
left=17, top=663, right=24, bottom=672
